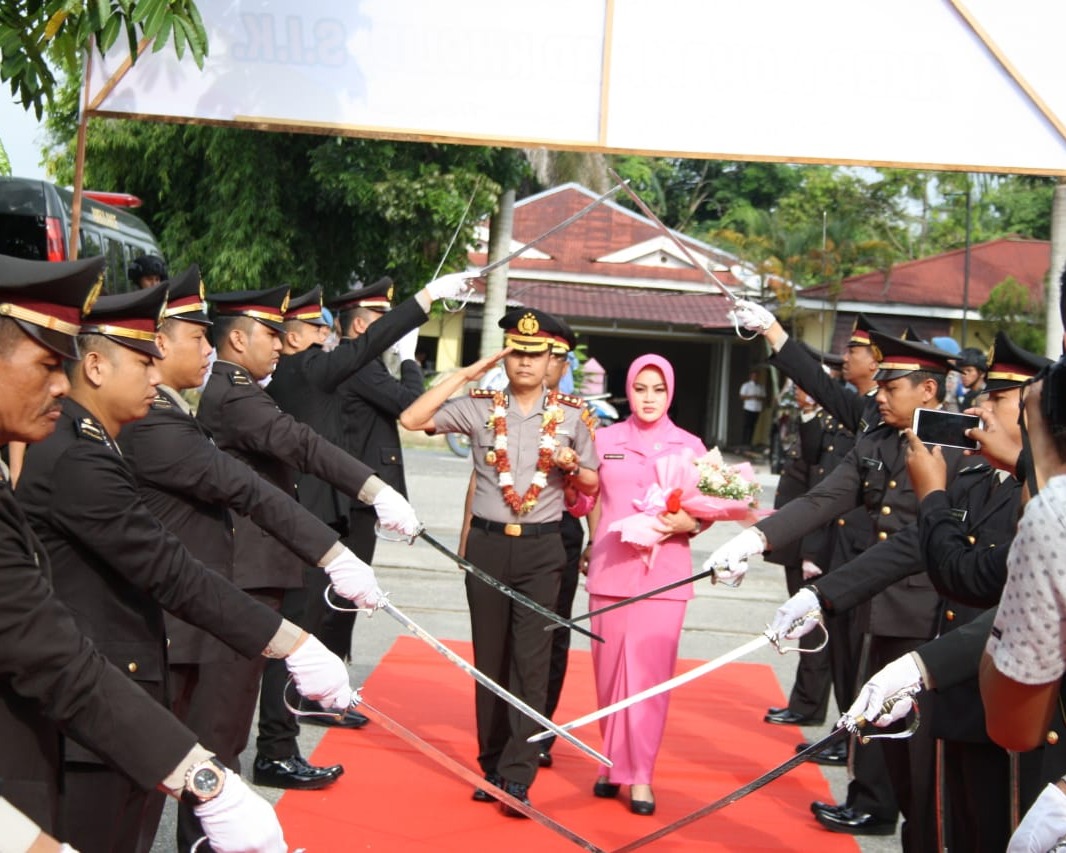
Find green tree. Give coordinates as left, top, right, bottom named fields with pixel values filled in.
left=0, top=138, right=10, bottom=175
left=980, top=275, right=1046, bottom=353
left=0, top=0, right=207, bottom=118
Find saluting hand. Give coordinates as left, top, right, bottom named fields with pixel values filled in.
left=464, top=348, right=512, bottom=384
left=903, top=429, right=947, bottom=502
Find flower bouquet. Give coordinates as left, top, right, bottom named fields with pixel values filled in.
left=607, top=447, right=766, bottom=568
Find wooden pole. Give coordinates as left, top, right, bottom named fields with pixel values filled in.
left=68, top=40, right=94, bottom=261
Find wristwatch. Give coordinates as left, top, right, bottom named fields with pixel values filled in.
left=180, top=757, right=227, bottom=807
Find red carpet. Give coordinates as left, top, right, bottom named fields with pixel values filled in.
left=275, top=637, right=859, bottom=852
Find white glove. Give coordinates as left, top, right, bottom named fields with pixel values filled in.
left=1008, top=782, right=1066, bottom=853
left=801, top=559, right=823, bottom=580
left=323, top=547, right=383, bottom=608
left=425, top=272, right=472, bottom=301
left=393, top=327, right=419, bottom=362
left=59, top=847, right=79, bottom=853
left=703, top=528, right=766, bottom=584
left=194, top=768, right=287, bottom=853
left=769, top=587, right=821, bottom=641
left=728, top=299, right=776, bottom=332
left=284, top=635, right=354, bottom=711
left=842, top=653, right=923, bottom=729
left=372, top=484, right=421, bottom=538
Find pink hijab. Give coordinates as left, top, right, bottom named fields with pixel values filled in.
left=624, top=353, right=677, bottom=451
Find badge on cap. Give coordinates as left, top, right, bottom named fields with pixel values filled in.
left=517, top=313, right=540, bottom=336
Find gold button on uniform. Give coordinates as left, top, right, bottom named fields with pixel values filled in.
left=837, top=518, right=846, bottom=527
left=967, top=535, right=976, bottom=545
left=827, top=445, right=834, bottom=452
left=945, top=610, right=956, bottom=621
left=888, top=480, right=897, bottom=489
left=878, top=531, right=888, bottom=541
left=127, top=661, right=138, bottom=674
left=1049, top=731, right=1060, bottom=745
left=881, top=506, right=892, bottom=516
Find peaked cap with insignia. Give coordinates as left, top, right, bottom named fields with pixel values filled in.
left=161, top=264, right=210, bottom=326
left=208, top=284, right=290, bottom=333
left=870, top=330, right=954, bottom=382
left=329, top=277, right=395, bottom=314
left=983, top=331, right=1050, bottom=392
left=548, top=315, right=577, bottom=355
left=0, top=253, right=105, bottom=359
left=81, top=281, right=168, bottom=358
left=284, top=285, right=329, bottom=326
left=497, top=307, right=566, bottom=353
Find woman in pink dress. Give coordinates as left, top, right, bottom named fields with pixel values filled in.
left=582, top=353, right=708, bottom=815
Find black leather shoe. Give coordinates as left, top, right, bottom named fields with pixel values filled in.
left=766, top=706, right=788, bottom=715
left=252, top=755, right=343, bottom=790
left=472, top=772, right=503, bottom=802
left=300, top=705, right=370, bottom=729
left=815, top=806, right=896, bottom=836
left=630, top=799, right=656, bottom=816
left=810, top=800, right=842, bottom=817
left=593, top=779, right=621, bottom=799
left=764, top=708, right=820, bottom=725
left=796, top=739, right=848, bottom=766
left=499, top=780, right=530, bottom=818
left=537, top=750, right=553, bottom=768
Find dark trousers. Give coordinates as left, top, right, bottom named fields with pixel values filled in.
left=301, top=515, right=372, bottom=662
left=865, top=635, right=937, bottom=853
left=256, top=586, right=305, bottom=759
left=170, top=588, right=281, bottom=853
left=783, top=562, right=831, bottom=721
left=465, top=526, right=564, bottom=787
left=742, top=409, right=759, bottom=446
left=540, top=512, right=585, bottom=752
left=61, top=763, right=166, bottom=853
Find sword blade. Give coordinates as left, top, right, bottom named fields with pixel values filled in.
left=477, top=182, right=626, bottom=277
left=357, top=698, right=606, bottom=852
left=546, top=567, right=717, bottom=631
left=605, top=166, right=738, bottom=303
left=419, top=530, right=604, bottom=643
left=611, top=727, right=851, bottom=853
left=379, top=600, right=612, bottom=767
left=529, top=634, right=770, bottom=743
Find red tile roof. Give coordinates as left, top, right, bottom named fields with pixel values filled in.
left=804, top=238, right=1049, bottom=308
left=466, top=184, right=740, bottom=329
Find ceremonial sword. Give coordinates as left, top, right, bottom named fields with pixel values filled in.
left=544, top=566, right=719, bottom=631
left=529, top=617, right=828, bottom=743
left=605, top=166, right=738, bottom=303
left=476, top=180, right=627, bottom=278
left=418, top=529, right=604, bottom=642
left=374, top=597, right=611, bottom=766
left=609, top=688, right=921, bottom=853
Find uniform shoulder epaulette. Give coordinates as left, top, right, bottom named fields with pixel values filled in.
left=151, top=391, right=173, bottom=409
left=74, top=417, right=109, bottom=444
left=228, top=370, right=254, bottom=387
left=557, top=393, right=584, bottom=408
left=470, top=388, right=496, bottom=398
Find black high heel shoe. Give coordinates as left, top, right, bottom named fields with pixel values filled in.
left=629, top=798, right=656, bottom=816
left=593, top=778, right=621, bottom=798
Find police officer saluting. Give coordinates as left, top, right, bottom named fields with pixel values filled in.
left=16, top=280, right=357, bottom=852
left=401, top=308, right=599, bottom=815
left=0, top=254, right=291, bottom=853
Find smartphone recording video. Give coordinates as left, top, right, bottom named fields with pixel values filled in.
left=912, top=408, right=981, bottom=450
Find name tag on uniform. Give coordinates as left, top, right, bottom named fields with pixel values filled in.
left=950, top=509, right=968, bottom=523
left=861, top=457, right=883, bottom=471
left=604, top=453, right=625, bottom=460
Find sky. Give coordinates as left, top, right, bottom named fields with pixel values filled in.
left=1, top=97, right=50, bottom=180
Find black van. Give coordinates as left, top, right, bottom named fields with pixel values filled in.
left=0, top=176, right=162, bottom=292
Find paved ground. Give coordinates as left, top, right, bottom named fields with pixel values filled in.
left=152, top=444, right=901, bottom=852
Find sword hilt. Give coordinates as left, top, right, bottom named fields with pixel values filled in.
left=765, top=608, right=827, bottom=654
left=843, top=684, right=922, bottom=742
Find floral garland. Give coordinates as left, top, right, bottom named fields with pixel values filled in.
left=485, top=389, right=563, bottom=514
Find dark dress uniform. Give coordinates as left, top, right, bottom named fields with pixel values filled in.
left=16, top=400, right=284, bottom=853
left=433, top=384, right=598, bottom=795
left=758, top=332, right=966, bottom=852
left=0, top=473, right=203, bottom=836
left=120, top=384, right=340, bottom=851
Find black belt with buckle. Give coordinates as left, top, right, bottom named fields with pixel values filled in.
left=471, top=517, right=562, bottom=538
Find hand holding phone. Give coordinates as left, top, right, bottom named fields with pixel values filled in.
left=912, top=408, right=981, bottom=450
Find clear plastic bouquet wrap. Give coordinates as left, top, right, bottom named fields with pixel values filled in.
left=607, top=447, right=766, bottom=568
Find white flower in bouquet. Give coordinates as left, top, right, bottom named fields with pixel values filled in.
left=695, top=448, right=761, bottom=504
